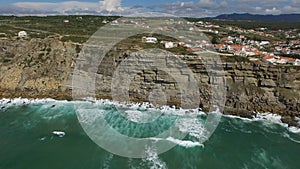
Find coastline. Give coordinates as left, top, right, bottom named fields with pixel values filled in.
left=0, top=98, right=300, bottom=134
left=1, top=97, right=300, bottom=131
left=0, top=38, right=299, bottom=128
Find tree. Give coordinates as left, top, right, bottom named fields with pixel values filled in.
left=211, top=36, right=219, bottom=44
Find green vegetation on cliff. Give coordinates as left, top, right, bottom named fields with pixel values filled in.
left=0, top=15, right=119, bottom=42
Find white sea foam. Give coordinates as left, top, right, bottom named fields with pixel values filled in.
left=251, top=148, right=286, bottom=169
left=176, top=118, right=205, bottom=140
left=52, top=131, right=66, bottom=137
left=224, top=112, right=300, bottom=134
left=223, top=114, right=254, bottom=122
left=288, top=127, right=300, bottom=134
left=0, top=98, right=62, bottom=107
left=2, top=98, right=300, bottom=136
left=1, top=98, right=204, bottom=118
left=123, top=110, right=162, bottom=123
left=77, top=108, right=106, bottom=124
left=283, top=132, right=300, bottom=144
left=166, top=137, right=204, bottom=148
left=225, top=112, right=283, bottom=124
left=101, top=154, right=114, bottom=169
left=127, top=158, right=139, bottom=169
left=143, top=147, right=167, bottom=169
left=148, top=136, right=204, bottom=148
left=295, top=117, right=300, bottom=126
left=77, top=98, right=205, bottom=118
left=253, top=113, right=283, bottom=124
left=39, top=137, right=47, bottom=141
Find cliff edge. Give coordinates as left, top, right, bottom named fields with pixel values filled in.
left=0, top=37, right=299, bottom=126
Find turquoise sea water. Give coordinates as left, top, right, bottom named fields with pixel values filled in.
left=0, top=99, right=300, bottom=169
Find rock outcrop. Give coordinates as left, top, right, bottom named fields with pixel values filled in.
left=0, top=38, right=299, bottom=126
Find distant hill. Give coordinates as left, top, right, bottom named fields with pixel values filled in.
left=211, top=13, right=300, bottom=22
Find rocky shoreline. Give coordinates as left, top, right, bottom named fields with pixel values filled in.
left=0, top=38, right=300, bottom=127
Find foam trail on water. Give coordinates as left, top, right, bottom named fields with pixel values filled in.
left=224, top=113, right=300, bottom=134
left=283, top=132, right=300, bottom=144
left=289, top=126, right=300, bottom=134
left=223, top=114, right=254, bottom=122
left=77, top=98, right=205, bottom=118
left=127, top=159, right=136, bottom=169
left=253, top=113, right=283, bottom=124
left=176, top=118, right=205, bottom=140
left=250, top=148, right=286, bottom=169
left=166, top=137, right=204, bottom=148
left=0, top=98, right=59, bottom=106
left=101, top=154, right=114, bottom=169
left=2, top=98, right=300, bottom=138
left=142, top=147, right=167, bottom=169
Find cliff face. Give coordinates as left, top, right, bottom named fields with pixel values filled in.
left=0, top=37, right=76, bottom=99
left=93, top=50, right=300, bottom=125
left=222, top=62, right=300, bottom=124
left=1, top=38, right=300, bottom=125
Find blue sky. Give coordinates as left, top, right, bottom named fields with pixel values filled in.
left=0, top=0, right=195, bottom=6
left=0, top=0, right=299, bottom=17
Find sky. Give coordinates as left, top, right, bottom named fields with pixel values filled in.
left=0, top=0, right=299, bottom=17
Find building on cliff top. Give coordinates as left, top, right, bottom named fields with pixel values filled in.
left=142, top=37, right=158, bottom=43
left=18, top=31, right=27, bottom=38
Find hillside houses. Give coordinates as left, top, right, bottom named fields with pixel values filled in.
left=117, top=17, right=299, bottom=66
left=214, top=42, right=299, bottom=65
left=263, top=55, right=298, bottom=65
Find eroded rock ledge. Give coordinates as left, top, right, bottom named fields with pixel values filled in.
left=0, top=38, right=299, bottom=126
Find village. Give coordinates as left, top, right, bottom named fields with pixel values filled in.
left=1, top=16, right=299, bottom=66
left=141, top=19, right=299, bottom=66
left=108, top=18, right=300, bottom=66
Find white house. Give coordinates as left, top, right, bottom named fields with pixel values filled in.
left=18, top=31, right=27, bottom=38
left=111, top=20, right=119, bottom=25
left=295, top=59, right=300, bottom=66
left=144, top=37, right=158, bottom=43
left=263, top=55, right=277, bottom=64
left=276, top=59, right=288, bottom=64
left=245, top=51, right=256, bottom=56
left=196, top=21, right=204, bottom=26
left=260, top=41, right=270, bottom=46
left=189, top=27, right=195, bottom=31
left=164, top=42, right=175, bottom=49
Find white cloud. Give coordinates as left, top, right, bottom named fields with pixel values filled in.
left=282, top=5, right=300, bottom=13
left=100, top=0, right=121, bottom=12
left=198, top=0, right=218, bottom=8
left=265, top=7, right=281, bottom=15
left=2, top=0, right=300, bottom=17
left=13, top=0, right=123, bottom=14
left=255, top=6, right=262, bottom=11
left=14, top=1, right=94, bottom=11
left=290, top=0, right=300, bottom=7
left=220, top=0, right=228, bottom=7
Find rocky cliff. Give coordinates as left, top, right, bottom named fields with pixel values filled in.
left=1, top=37, right=300, bottom=126
left=0, top=37, right=76, bottom=99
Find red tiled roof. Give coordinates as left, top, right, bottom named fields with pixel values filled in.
left=280, top=56, right=296, bottom=61
left=187, top=48, right=202, bottom=51
left=229, top=44, right=243, bottom=49
left=263, top=56, right=275, bottom=60
left=214, top=44, right=226, bottom=48
left=220, top=37, right=229, bottom=41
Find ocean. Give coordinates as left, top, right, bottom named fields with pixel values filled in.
left=0, top=98, right=300, bottom=169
